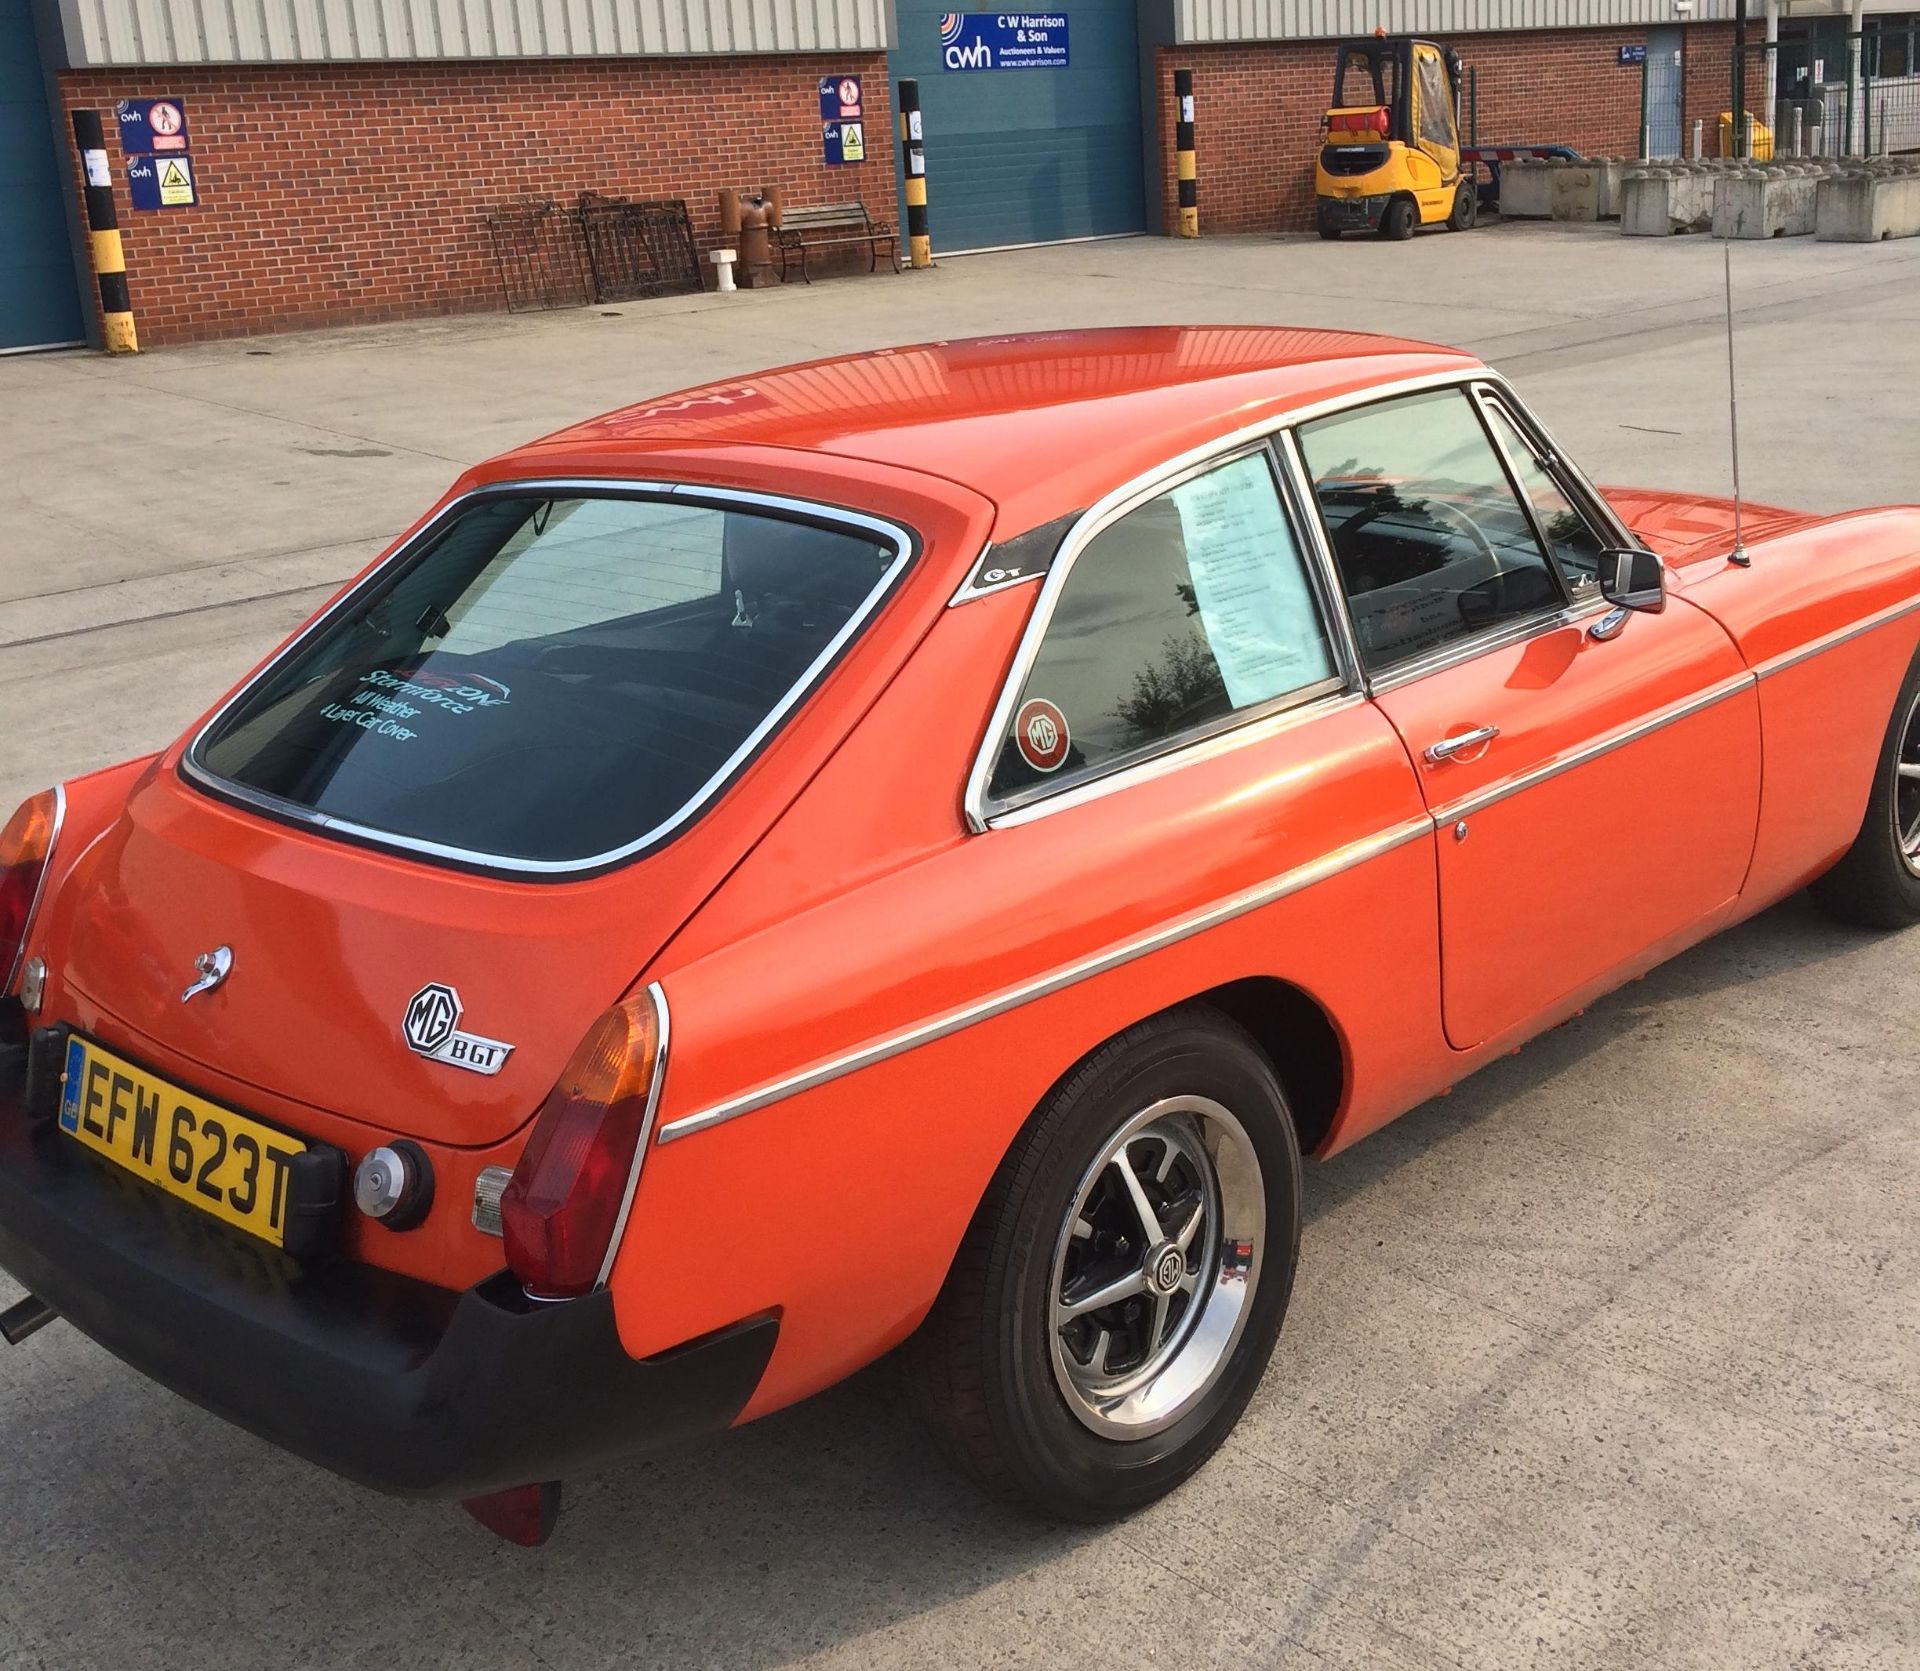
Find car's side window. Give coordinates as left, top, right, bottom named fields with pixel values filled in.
left=987, top=450, right=1338, bottom=803
left=1478, top=397, right=1608, bottom=586
left=1296, top=388, right=1566, bottom=675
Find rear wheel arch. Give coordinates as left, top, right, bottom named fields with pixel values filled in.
left=1184, top=977, right=1347, bottom=1158
left=998, top=975, right=1347, bottom=1179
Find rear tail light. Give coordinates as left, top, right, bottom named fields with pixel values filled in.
left=1, top=789, right=61, bottom=995
left=500, top=984, right=667, bottom=1300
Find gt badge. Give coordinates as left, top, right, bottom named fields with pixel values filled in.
left=403, top=982, right=514, bottom=1076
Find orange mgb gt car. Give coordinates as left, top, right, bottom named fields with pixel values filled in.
left=4, top=329, right=1919, bottom=1545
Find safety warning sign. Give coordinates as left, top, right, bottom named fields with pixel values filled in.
left=128, top=153, right=198, bottom=210
left=116, top=97, right=191, bottom=154
left=823, top=121, right=866, bottom=165
left=818, top=75, right=863, bottom=120
left=157, top=157, right=195, bottom=204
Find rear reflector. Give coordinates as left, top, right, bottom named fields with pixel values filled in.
left=500, top=985, right=667, bottom=1300
left=461, top=1481, right=562, bottom=1547
left=1, top=789, right=60, bottom=996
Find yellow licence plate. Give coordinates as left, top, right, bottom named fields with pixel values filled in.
left=57, top=1035, right=310, bottom=1249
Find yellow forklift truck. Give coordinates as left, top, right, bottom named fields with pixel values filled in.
left=1314, top=34, right=1475, bottom=240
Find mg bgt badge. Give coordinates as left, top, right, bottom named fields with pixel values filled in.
left=403, top=982, right=513, bottom=1076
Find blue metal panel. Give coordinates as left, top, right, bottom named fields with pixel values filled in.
left=0, top=0, right=84, bottom=350
left=890, top=0, right=1147, bottom=251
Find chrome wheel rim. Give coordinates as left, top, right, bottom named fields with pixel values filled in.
left=1897, top=686, right=1920, bottom=878
left=1047, top=1096, right=1264, bottom=1439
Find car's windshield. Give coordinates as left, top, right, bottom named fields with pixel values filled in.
left=191, top=492, right=908, bottom=869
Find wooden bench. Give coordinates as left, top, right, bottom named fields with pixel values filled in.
left=773, top=202, right=900, bottom=283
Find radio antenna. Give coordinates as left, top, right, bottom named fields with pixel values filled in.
left=1723, top=236, right=1751, bottom=568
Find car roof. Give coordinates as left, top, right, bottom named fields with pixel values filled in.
left=512, top=326, right=1483, bottom=540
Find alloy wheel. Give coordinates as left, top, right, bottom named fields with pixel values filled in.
left=1047, top=1096, right=1265, bottom=1439
left=1896, top=685, right=1920, bottom=877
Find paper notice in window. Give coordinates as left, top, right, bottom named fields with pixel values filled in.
left=1172, top=457, right=1333, bottom=709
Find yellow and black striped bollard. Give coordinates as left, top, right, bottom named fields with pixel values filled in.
left=1174, top=69, right=1198, bottom=238
left=898, top=79, right=932, bottom=269
left=70, top=109, right=138, bottom=353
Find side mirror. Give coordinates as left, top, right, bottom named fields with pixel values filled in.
left=1597, top=547, right=1666, bottom=614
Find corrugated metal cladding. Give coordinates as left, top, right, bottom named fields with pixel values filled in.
left=1176, top=0, right=1741, bottom=42
left=56, top=0, right=893, bottom=64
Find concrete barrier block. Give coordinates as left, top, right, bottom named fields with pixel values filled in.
left=1712, top=168, right=1822, bottom=237
left=1594, top=158, right=1625, bottom=218
left=1816, top=165, right=1920, bottom=241
left=1551, top=164, right=1606, bottom=221
left=1621, top=168, right=1713, bottom=235
left=1498, top=158, right=1555, bottom=219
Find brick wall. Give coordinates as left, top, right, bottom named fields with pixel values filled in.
left=59, top=56, right=895, bottom=346
left=1157, top=24, right=1739, bottom=235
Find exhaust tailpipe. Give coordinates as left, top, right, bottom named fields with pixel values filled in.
left=1, top=1294, right=59, bottom=1345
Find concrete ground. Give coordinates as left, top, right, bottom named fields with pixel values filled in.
left=2, top=223, right=1918, bottom=1670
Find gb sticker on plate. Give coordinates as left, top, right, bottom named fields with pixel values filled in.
left=403, top=982, right=514, bottom=1076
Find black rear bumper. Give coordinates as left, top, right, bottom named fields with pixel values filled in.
left=0, top=1069, right=775, bottom=1500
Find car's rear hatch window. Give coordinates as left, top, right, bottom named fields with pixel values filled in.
left=187, top=489, right=912, bottom=872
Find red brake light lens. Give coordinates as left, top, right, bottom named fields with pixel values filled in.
left=500, top=989, right=664, bottom=1300
left=1, top=790, right=59, bottom=994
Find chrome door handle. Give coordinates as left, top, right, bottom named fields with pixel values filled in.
left=1424, top=725, right=1499, bottom=764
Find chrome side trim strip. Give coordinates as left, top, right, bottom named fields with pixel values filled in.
left=1431, top=672, right=1757, bottom=824
left=654, top=815, right=1432, bottom=1144
left=179, top=479, right=917, bottom=879
left=986, top=688, right=1361, bottom=830
left=4, top=782, right=64, bottom=995
left=1362, top=595, right=1612, bottom=697
left=1426, top=590, right=1920, bottom=829
left=1753, top=594, right=1920, bottom=680
left=594, top=980, right=671, bottom=1290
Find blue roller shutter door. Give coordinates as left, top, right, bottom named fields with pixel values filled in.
left=0, top=0, right=84, bottom=352
left=891, top=0, right=1147, bottom=252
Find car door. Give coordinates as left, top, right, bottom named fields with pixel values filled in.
left=1291, top=383, right=1762, bottom=1052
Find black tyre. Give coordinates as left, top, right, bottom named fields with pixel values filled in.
left=907, top=1007, right=1303, bottom=1520
left=1379, top=197, right=1417, bottom=240
left=1447, top=181, right=1477, bottom=231
left=1316, top=223, right=1342, bottom=241
left=1810, top=647, right=1920, bottom=929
